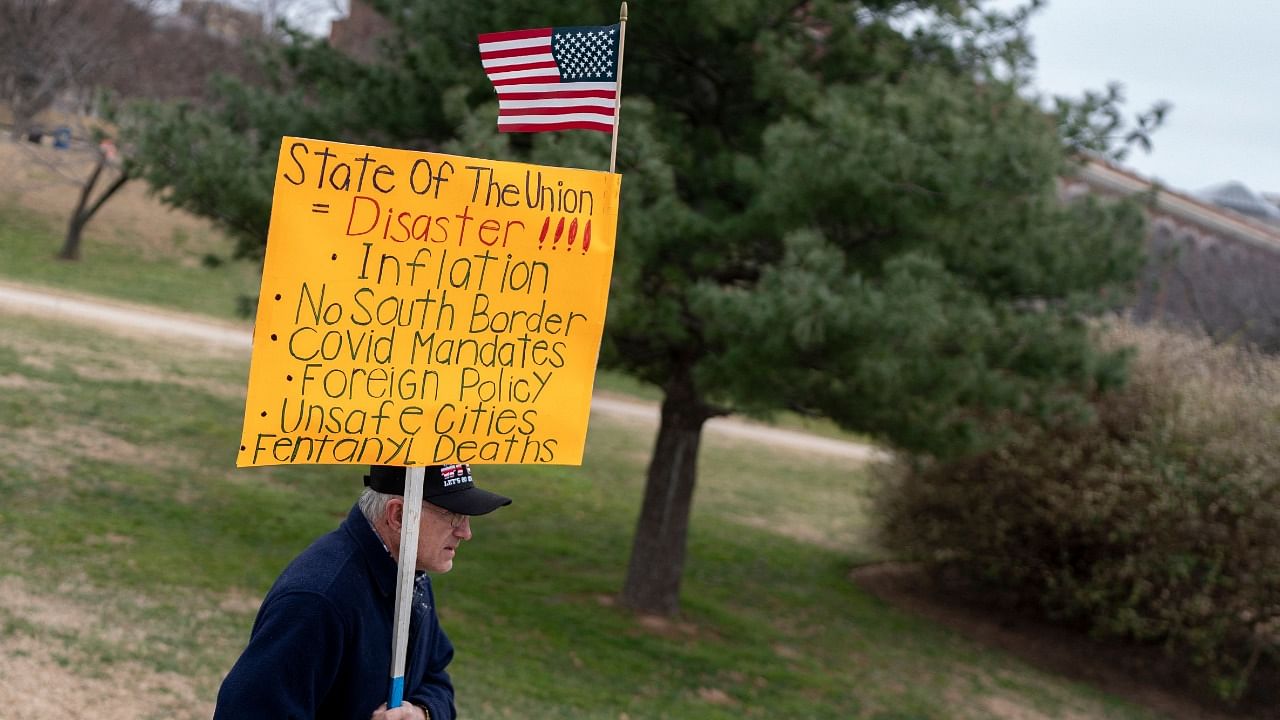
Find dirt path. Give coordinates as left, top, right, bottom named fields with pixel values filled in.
left=0, top=279, right=886, bottom=462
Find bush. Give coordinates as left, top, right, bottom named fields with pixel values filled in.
left=876, top=319, right=1280, bottom=701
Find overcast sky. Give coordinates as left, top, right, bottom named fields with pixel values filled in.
left=1011, top=0, right=1279, bottom=195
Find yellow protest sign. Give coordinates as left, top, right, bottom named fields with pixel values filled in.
left=237, top=137, right=620, bottom=467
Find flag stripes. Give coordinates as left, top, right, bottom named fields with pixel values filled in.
left=478, top=24, right=620, bottom=134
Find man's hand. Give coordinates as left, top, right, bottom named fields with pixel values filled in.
left=371, top=702, right=428, bottom=720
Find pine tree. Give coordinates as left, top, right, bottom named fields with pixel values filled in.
left=127, top=0, right=1150, bottom=615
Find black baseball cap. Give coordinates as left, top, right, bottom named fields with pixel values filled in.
left=363, top=465, right=511, bottom=516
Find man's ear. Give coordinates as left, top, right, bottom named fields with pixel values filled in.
left=385, top=497, right=405, bottom=532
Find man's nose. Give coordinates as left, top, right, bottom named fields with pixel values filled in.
left=454, top=517, right=473, bottom=540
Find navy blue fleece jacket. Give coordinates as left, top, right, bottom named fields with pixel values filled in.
left=213, top=505, right=456, bottom=720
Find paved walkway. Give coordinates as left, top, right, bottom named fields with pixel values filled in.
left=0, top=280, right=886, bottom=461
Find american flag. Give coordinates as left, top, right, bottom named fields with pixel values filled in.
left=477, top=24, right=620, bottom=133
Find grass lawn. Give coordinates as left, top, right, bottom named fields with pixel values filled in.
left=0, top=159, right=1157, bottom=719
left=0, top=139, right=260, bottom=320
left=0, top=199, right=261, bottom=320
left=0, top=311, right=1157, bottom=720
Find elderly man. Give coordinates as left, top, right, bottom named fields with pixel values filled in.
left=213, top=464, right=511, bottom=720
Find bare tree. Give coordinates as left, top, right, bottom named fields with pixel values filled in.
left=0, top=0, right=152, bottom=140
left=58, top=141, right=131, bottom=259
left=53, top=10, right=263, bottom=259
left=99, top=13, right=261, bottom=101
left=0, top=0, right=264, bottom=260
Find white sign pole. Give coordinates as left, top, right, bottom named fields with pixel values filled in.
left=387, top=466, right=425, bottom=708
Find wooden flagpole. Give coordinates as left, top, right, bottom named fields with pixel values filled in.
left=608, top=2, right=629, bottom=174
left=387, top=466, right=426, bottom=709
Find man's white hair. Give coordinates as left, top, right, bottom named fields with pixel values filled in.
left=358, top=487, right=395, bottom=525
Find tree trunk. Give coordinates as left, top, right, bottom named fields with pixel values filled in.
left=11, top=111, right=35, bottom=143
left=61, top=214, right=88, bottom=260
left=619, top=372, right=713, bottom=616
left=59, top=151, right=129, bottom=261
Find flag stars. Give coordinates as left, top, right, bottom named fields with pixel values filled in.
left=550, top=25, right=618, bottom=81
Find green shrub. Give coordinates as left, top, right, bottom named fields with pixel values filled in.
left=876, top=320, right=1280, bottom=702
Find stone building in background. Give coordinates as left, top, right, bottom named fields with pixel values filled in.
left=1070, top=158, right=1280, bottom=352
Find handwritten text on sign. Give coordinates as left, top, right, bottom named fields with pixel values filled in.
left=237, top=137, right=620, bottom=467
